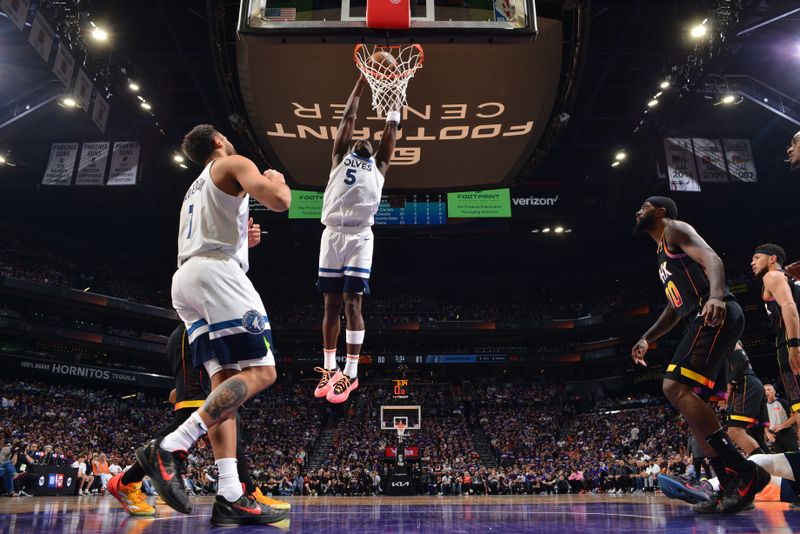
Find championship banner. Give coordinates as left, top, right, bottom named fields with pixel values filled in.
left=722, top=138, right=757, bottom=182
left=75, top=142, right=110, bottom=185
left=52, top=42, right=76, bottom=89
left=692, top=138, right=728, bottom=183
left=75, top=68, right=94, bottom=112
left=1, top=0, right=30, bottom=31
left=41, top=142, right=78, bottom=185
left=663, top=138, right=701, bottom=192
left=91, top=92, right=110, bottom=133
left=107, top=142, right=140, bottom=185
left=28, top=9, right=55, bottom=63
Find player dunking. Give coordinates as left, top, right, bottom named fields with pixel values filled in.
left=108, top=324, right=290, bottom=516
left=135, top=125, right=290, bottom=526
left=631, top=196, right=769, bottom=514
left=751, top=244, right=800, bottom=441
left=314, top=74, right=399, bottom=403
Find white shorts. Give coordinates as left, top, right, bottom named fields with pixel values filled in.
left=318, top=226, right=374, bottom=294
left=171, top=253, right=275, bottom=369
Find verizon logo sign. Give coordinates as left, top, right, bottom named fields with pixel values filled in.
left=512, top=195, right=558, bottom=207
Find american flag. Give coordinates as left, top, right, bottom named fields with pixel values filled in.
left=264, top=7, right=296, bottom=22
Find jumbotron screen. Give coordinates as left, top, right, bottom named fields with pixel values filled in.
left=447, top=188, right=512, bottom=218
left=288, top=191, right=446, bottom=225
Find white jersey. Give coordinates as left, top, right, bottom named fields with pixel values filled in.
left=321, top=153, right=385, bottom=228
left=177, top=160, right=250, bottom=272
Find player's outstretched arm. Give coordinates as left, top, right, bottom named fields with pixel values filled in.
left=763, top=271, right=800, bottom=374
left=375, top=118, right=399, bottom=176
left=667, top=221, right=726, bottom=326
left=223, top=155, right=291, bottom=212
left=632, top=305, right=681, bottom=366
left=332, top=76, right=368, bottom=165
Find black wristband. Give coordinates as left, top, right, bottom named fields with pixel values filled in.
left=788, top=338, right=800, bottom=348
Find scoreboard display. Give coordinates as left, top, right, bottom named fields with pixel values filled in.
left=392, top=379, right=410, bottom=400
left=280, top=191, right=446, bottom=225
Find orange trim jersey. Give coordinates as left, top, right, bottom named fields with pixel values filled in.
left=656, top=236, right=732, bottom=320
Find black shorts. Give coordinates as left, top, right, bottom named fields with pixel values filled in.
left=726, top=373, right=769, bottom=428
left=776, top=344, right=800, bottom=412
left=665, top=300, right=744, bottom=398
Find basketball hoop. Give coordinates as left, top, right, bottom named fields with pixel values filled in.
left=393, top=420, right=408, bottom=439
left=354, top=44, right=424, bottom=116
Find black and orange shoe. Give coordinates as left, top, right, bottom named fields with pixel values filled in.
left=718, top=462, right=770, bottom=514
left=210, top=493, right=288, bottom=526
left=250, top=485, right=291, bottom=510
left=134, top=439, right=192, bottom=514
left=314, top=367, right=340, bottom=398
left=326, top=374, right=358, bottom=403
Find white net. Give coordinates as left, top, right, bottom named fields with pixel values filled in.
left=354, top=44, right=424, bottom=116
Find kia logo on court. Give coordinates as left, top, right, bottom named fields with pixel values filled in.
left=391, top=481, right=410, bottom=487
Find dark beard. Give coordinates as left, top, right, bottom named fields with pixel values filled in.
left=754, top=266, right=769, bottom=279
left=633, top=212, right=655, bottom=236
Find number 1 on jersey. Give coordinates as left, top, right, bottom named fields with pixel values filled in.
left=344, top=168, right=357, bottom=185
left=187, top=204, right=194, bottom=239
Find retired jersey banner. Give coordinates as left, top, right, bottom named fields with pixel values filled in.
left=75, top=68, right=94, bottom=112
left=42, top=143, right=78, bottom=186
left=692, top=138, right=728, bottom=183
left=1, top=0, right=30, bottom=31
left=722, top=138, right=757, bottom=182
left=53, top=42, right=76, bottom=89
left=92, top=92, right=110, bottom=133
left=663, top=138, right=701, bottom=192
left=28, top=9, right=54, bottom=63
left=107, top=142, right=140, bottom=185
left=75, top=142, right=110, bottom=185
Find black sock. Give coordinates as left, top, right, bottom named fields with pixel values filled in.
left=709, top=457, right=731, bottom=488
left=121, top=462, right=146, bottom=486
left=706, top=429, right=752, bottom=474
left=747, top=447, right=765, bottom=457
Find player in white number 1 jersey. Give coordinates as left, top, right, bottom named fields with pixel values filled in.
left=315, top=74, right=400, bottom=403
left=135, top=124, right=291, bottom=527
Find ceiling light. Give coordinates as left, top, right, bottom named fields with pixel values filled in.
left=660, top=81, right=670, bottom=89
left=179, top=163, right=188, bottom=169
left=173, top=154, right=185, bottom=163
left=62, top=97, right=77, bottom=107
left=654, top=91, right=662, bottom=98
left=565, top=229, right=572, bottom=233
left=140, top=102, right=151, bottom=110
left=0, top=155, right=5, bottom=165
left=91, top=28, right=108, bottom=41
left=530, top=229, right=539, bottom=233
left=542, top=227, right=551, bottom=233
left=614, top=151, right=627, bottom=161
left=690, top=22, right=708, bottom=39
left=647, top=99, right=659, bottom=108
left=611, top=161, right=620, bottom=168
left=129, top=82, right=140, bottom=92
left=554, top=227, right=564, bottom=234
left=720, top=94, right=736, bottom=104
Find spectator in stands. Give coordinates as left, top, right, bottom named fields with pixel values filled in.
left=92, top=452, right=111, bottom=492
left=71, top=453, right=94, bottom=496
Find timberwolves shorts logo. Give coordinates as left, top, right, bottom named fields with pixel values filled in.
left=242, top=309, right=266, bottom=334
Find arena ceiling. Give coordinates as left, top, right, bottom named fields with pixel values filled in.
left=0, top=0, right=798, bottom=262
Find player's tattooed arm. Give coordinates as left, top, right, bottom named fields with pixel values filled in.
left=201, top=378, right=247, bottom=420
